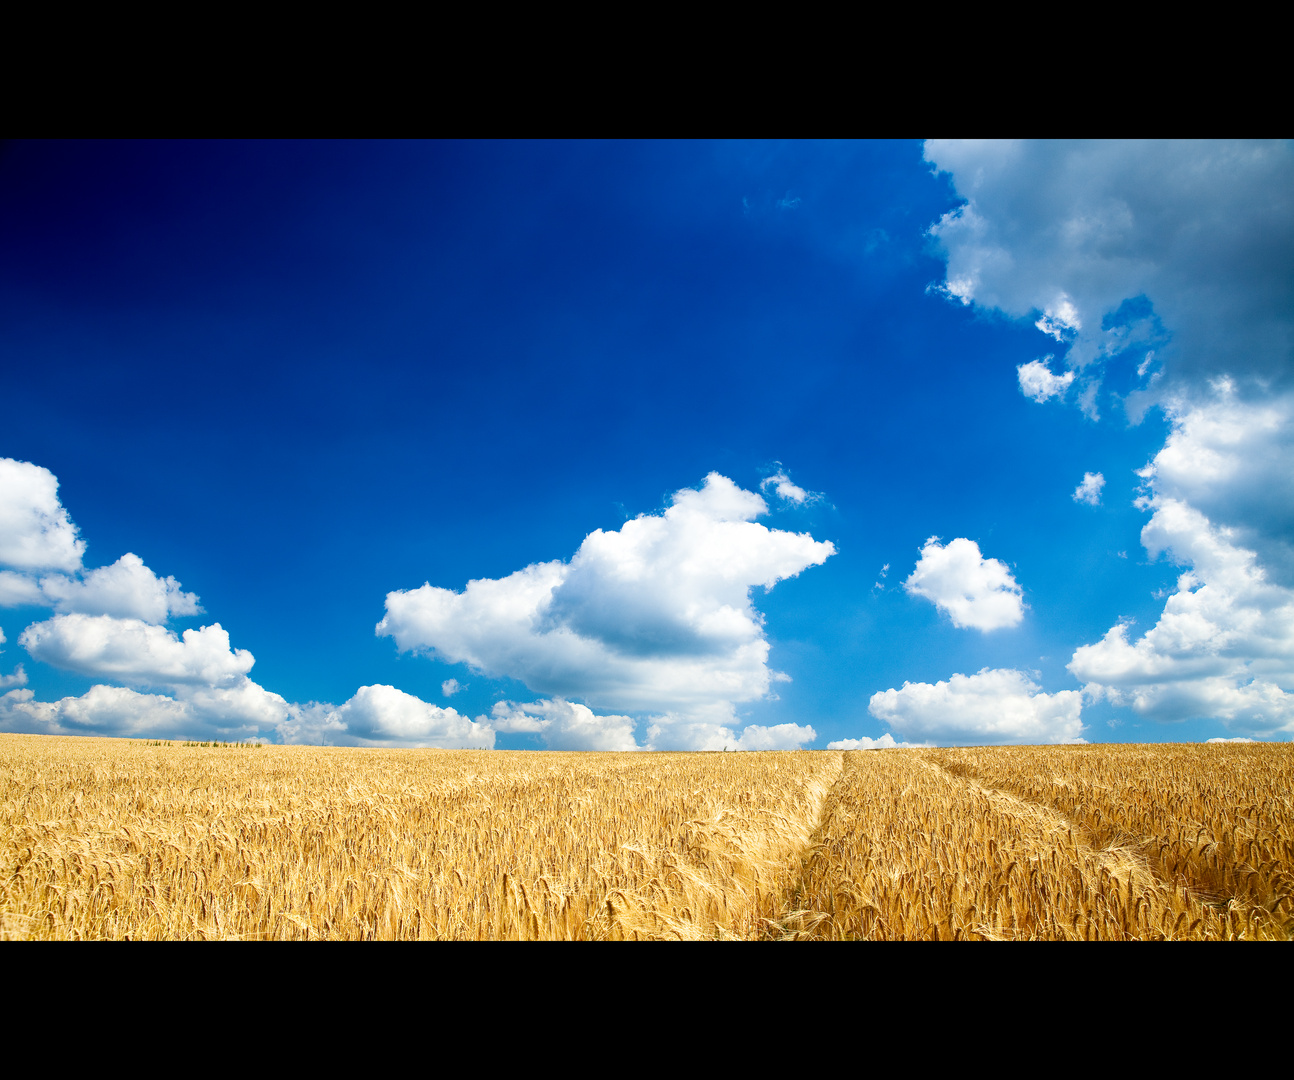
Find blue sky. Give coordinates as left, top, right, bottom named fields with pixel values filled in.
left=2, top=140, right=1291, bottom=748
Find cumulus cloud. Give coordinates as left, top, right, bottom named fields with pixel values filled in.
left=926, top=142, right=1294, bottom=737
left=491, top=698, right=640, bottom=751
left=0, top=456, right=498, bottom=748
left=925, top=140, right=1294, bottom=400
left=1017, top=358, right=1074, bottom=403
left=0, top=572, right=45, bottom=607
left=273, top=701, right=351, bottom=746
left=0, top=458, right=86, bottom=573
left=644, top=713, right=817, bottom=752
left=0, top=458, right=201, bottom=624
left=869, top=668, right=1085, bottom=745
left=1143, top=383, right=1294, bottom=587
left=1069, top=494, right=1294, bottom=735
left=904, top=537, right=1024, bottom=631
left=0, top=455, right=298, bottom=740
left=20, top=614, right=254, bottom=687
left=1073, top=472, right=1105, bottom=507
left=1207, top=736, right=1257, bottom=743
left=272, top=687, right=493, bottom=749
left=333, top=685, right=493, bottom=748
left=441, top=678, right=462, bottom=696
left=0, top=669, right=497, bottom=747
left=6, top=610, right=294, bottom=740
left=0, top=681, right=288, bottom=740
left=37, top=553, right=202, bottom=623
left=0, top=456, right=201, bottom=624
left=377, top=473, right=835, bottom=745
left=1, top=685, right=193, bottom=737
left=826, top=733, right=930, bottom=750
left=728, top=722, right=816, bottom=751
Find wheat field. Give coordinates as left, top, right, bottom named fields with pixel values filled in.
left=2, top=734, right=1290, bottom=939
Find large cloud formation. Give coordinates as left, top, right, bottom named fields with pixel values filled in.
left=2, top=458, right=829, bottom=750
left=377, top=472, right=835, bottom=749
left=925, top=140, right=1294, bottom=402
left=921, top=140, right=1294, bottom=739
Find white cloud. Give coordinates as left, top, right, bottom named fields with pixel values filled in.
left=273, top=686, right=493, bottom=749
left=1, top=685, right=193, bottom=737
left=925, top=140, right=1294, bottom=399
left=332, top=684, right=493, bottom=749
left=0, top=674, right=495, bottom=748
left=1144, top=385, right=1294, bottom=587
left=0, top=458, right=505, bottom=747
left=7, top=610, right=294, bottom=739
left=37, top=553, right=201, bottom=623
left=1017, top=357, right=1075, bottom=403
left=826, top=732, right=930, bottom=750
left=274, top=701, right=350, bottom=746
left=441, top=678, right=462, bottom=696
left=491, top=698, right=639, bottom=751
left=926, top=144, right=1294, bottom=737
left=0, top=461, right=199, bottom=621
left=760, top=467, right=822, bottom=506
left=1073, top=472, right=1105, bottom=507
left=643, top=710, right=817, bottom=751
left=1207, top=736, right=1257, bottom=743
left=904, top=537, right=1024, bottom=631
left=0, top=458, right=85, bottom=573
left=0, top=457, right=298, bottom=742
left=726, top=722, right=817, bottom=751
left=0, top=681, right=287, bottom=740
left=377, top=473, right=835, bottom=743
left=869, top=668, right=1085, bottom=745
left=0, top=572, right=44, bottom=607
left=1068, top=494, right=1294, bottom=735
left=20, top=614, right=255, bottom=688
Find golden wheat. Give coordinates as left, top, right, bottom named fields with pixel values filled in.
left=769, top=746, right=1293, bottom=940
left=4, top=734, right=1291, bottom=940
left=0, top=735, right=837, bottom=940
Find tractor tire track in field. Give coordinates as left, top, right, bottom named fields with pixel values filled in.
left=603, top=749, right=844, bottom=940
left=920, top=750, right=1293, bottom=938
left=765, top=749, right=1283, bottom=939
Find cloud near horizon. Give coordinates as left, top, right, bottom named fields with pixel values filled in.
left=826, top=732, right=930, bottom=750
left=376, top=472, right=836, bottom=749
left=1068, top=491, right=1294, bottom=735
left=868, top=668, right=1085, bottom=745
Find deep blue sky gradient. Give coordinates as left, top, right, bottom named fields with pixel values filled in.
left=0, top=141, right=1203, bottom=743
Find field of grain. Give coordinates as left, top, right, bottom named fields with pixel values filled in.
left=2, top=734, right=1291, bottom=939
